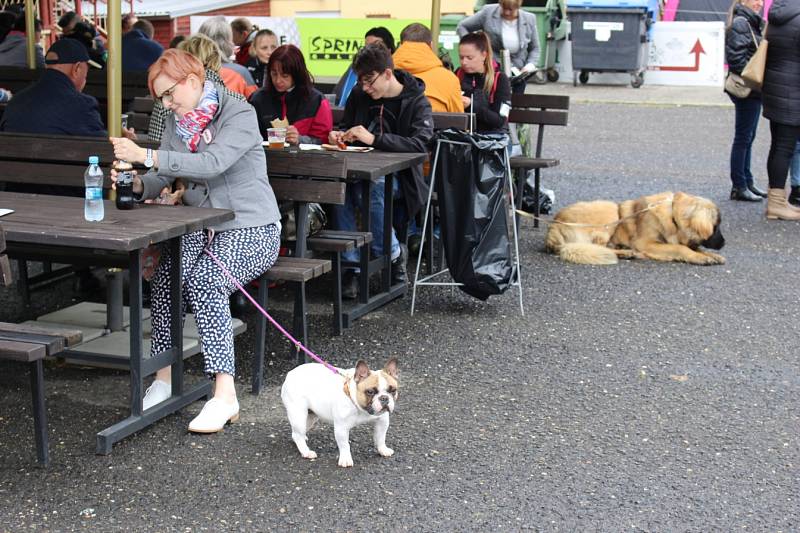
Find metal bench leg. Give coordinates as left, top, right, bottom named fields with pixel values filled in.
left=251, top=273, right=269, bottom=395
left=292, top=281, right=308, bottom=365
left=30, top=359, right=49, bottom=466
left=534, top=168, right=541, bottom=229
left=332, top=252, right=343, bottom=336
left=17, top=259, right=30, bottom=304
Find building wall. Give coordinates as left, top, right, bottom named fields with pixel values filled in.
left=270, top=0, right=473, bottom=18
left=149, top=0, right=271, bottom=48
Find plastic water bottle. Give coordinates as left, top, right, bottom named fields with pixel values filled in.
left=84, top=156, right=104, bottom=222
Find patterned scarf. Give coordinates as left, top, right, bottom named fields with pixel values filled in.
left=175, top=81, right=219, bottom=152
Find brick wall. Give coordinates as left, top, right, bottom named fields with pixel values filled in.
left=150, top=1, right=270, bottom=48
left=151, top=18, right=176, bottom=48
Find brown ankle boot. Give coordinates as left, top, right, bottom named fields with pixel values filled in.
left=766, top=188, right=800, bottom=220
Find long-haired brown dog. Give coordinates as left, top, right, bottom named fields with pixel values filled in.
left=544, top=191, right=725, bottom=265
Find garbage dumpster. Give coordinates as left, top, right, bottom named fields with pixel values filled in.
left=437, top=14, right=465, bottom=71
left=523, top=0, right=569, bottom=83
left=566, top=0, right=659, bottom=88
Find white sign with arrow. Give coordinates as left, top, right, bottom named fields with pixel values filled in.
left=646, top=21, right=725, bottom=87
left=554, top=21, right=725, bottom=87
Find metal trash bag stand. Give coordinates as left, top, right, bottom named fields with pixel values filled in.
left=410, top=136, right=525, bottom=316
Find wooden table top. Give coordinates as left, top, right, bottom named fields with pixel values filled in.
left=267, top=149, right=426, bottom=182
left=0, top=192, right=233, bottom=252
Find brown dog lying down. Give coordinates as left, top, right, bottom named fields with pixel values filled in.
left=544, top=191, right=725, bottom=265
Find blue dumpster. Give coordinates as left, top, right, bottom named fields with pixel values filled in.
left=567, top=0, right=659, bottom=88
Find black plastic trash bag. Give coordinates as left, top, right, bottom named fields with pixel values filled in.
left=432, top=129, right=513, bottom=301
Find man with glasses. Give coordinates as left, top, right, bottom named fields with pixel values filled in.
left=0, top=39, right=131, bottom=138
left=329, top=43, right=433, bottom=299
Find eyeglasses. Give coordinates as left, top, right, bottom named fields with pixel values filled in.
left=156, top=78, right=185, bottom=105
left=359, top=73, right=381, bottom=90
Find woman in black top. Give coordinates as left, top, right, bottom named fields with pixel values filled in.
left=761, top=0, right=800, bottom=220
left=724, top=0, right=766, bottom=202
left=456, top=32, right=512, bottom=134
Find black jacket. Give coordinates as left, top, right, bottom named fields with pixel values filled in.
left=0, top=69, right=105, bottom=136
left=245, top=57, right=267, bottom=88
left=725, top=4, right=763, bottom=75
left=762, top=0, right=800, bottom=125
left=456, top=69, right=511, bottom=133
left=342, top=70, right=434, bottom=219
left=249, top=86, right=332, bottom=144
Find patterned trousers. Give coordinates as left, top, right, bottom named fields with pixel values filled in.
left=149, top=224, right=280, bottom=377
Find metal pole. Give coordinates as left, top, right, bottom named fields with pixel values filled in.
left=430, top=0, right=441, bottom=51
left=107, top=0, right=121, bottom=138
left=24, top=0, right=35, bottom=69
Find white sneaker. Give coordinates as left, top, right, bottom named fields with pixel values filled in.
left=188, top=398, right=240, bottom=433
left=142, top=380, right=172, bottom=410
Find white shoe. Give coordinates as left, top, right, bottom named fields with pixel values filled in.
left=142, top=380, right=171, bottom=410
left=188, top=398, right=240, bottom=433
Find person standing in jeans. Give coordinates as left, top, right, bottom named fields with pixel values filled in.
left=725, top=0, right=766, bottom=202
left=762, top=0, right=800, bottom=220
left=788, top=142, right=800, bottom=206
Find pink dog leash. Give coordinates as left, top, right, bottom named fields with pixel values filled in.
left=203, top=244, right=344, bottom=378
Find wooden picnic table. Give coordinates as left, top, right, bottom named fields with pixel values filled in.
left=0, top=191, right=233, bottom=454
left=267, top=149, right=427, bottom=325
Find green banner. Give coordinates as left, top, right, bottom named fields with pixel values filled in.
left=297, top=18, right=425, bottom=77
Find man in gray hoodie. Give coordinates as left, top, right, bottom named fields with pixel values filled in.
left=0, top=14, right=44, bottom=68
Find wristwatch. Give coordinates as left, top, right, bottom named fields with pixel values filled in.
left=143, top=148, right=154, bottom=169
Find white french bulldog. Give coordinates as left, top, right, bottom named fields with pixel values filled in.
left=280, top=358, right=399, bottom=467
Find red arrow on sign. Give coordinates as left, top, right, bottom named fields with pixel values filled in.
left=654, top=39, right=706, bottom=72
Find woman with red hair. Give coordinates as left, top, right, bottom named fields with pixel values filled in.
left=249, top=44, right=333, bottom=145
left=109, top=49, right=281, bottom=433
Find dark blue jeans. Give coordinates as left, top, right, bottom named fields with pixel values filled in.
left=729, top=94, right=762, bottom=189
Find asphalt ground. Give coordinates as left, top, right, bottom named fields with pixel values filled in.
left=1, top=85, right=798, bottom=532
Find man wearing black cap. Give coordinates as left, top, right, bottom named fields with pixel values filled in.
left=0, top=38, right=105, bottom=136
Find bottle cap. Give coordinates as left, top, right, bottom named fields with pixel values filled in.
left=89, top=156, right=99, bottom=165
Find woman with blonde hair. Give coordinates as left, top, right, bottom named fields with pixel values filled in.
left=147, top=33, right=245, bottom=142
left=109, top=48, right=281, bottom=432
left=456, top=0, right=539, bottom=93
left=456, top=31, right=512, bottom=134
left=724, top=0, right=766, bottom=202
left=245, top=28, right=279, bottom=87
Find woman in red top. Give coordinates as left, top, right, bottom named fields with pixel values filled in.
left=249, top=45, right=333, bottom=145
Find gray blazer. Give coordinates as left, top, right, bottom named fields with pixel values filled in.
left=0, top=34, right=45, bottom=68
left=140, top=89, right=280, bottom=232
left=456, top=5, right=540, bottom=71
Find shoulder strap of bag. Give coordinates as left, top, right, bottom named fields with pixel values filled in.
left=735, top=16, right=759, bottom=46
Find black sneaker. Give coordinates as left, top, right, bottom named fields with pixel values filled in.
left=391, top=244, right=408, bottom=286
left=342, top=271, right=358, bottom=300
left=790, top=187, right=800, bottom=207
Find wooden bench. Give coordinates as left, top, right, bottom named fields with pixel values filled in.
left=0, top=131, right=158, bottom=189
left=508, top=94, right=570, bottom=227
left=307, top=229, right=373, bottom=335
left=126, top=96, right=156, bottom=138
left=0, top=304, right=83, bottom=466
